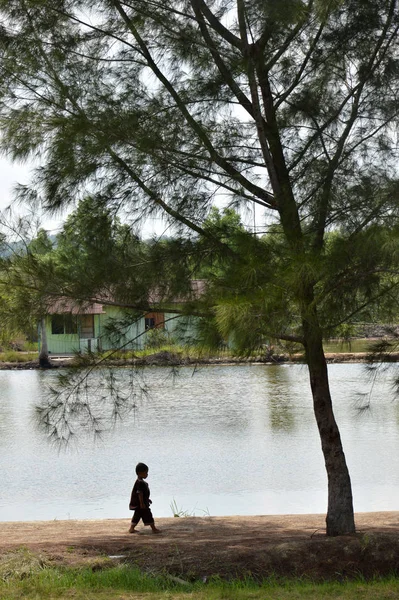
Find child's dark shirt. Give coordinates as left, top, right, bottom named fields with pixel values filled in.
left=129, top=478, right=150, bottom=509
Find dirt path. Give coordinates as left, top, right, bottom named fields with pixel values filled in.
left=1, top=513, right=399, bottom=580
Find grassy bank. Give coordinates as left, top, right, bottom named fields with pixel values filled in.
left=0, top=350, right=38, bottom=363
left=99, top=339, right=378, bottom=363
left=1, top=554, right=399, bottom=600
left=100, top=344, right=230, bottom=361
left=0, top=338, right=387, bottom=365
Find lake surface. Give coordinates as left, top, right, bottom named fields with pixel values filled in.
left=1, top=363, right=399, bottom=522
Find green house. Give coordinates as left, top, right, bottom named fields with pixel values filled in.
left=41, top=294, right=201, bottom=356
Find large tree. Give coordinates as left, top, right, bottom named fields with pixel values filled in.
left=1, top=0, right=399, bottom=535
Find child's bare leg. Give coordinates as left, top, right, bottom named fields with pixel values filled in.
left=150, top=523, right=161, bottom=534
left=128, top=522, right=139, bottom=533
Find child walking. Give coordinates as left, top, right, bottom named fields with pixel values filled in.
left=129, top=462, right=160, bottom=534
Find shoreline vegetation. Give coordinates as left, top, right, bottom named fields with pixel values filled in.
left=1, top=343, right=399, bottom=370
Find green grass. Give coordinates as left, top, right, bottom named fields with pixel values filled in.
left=103, top=340, right=375, bottom=363
left=100, top=344, right=232, bottom=362
left=20, top=341, right=39, bottom=352
left=278, top=339, right=376, bottom=356
left=0, top=338, right=382, bottom=365
left=323, top=339, right=375, bottom=353
left=0, top=350, right=37, bottom=363
left=1, top=559, right=399, bottom=600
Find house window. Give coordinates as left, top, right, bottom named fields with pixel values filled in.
left=65, top=314, right=78, bottom=334
left=51, top=315, right=78, bottom=335
left=145, top=317, right=156, bottom=330
left=145, top=312, right=164, bottom=330
left=51, top=315, right=64, bottom=335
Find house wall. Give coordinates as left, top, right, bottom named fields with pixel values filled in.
left=44, top=314, right=103, bottom=354
left=164, top=313, right=199, bottom=344
left=98, top=306, right=143, bottom=351
left=45, top=332, right=80, bottom=354
left=98, top=307, right=199, bottom=350
left=44, top=306, right=199, bottom=355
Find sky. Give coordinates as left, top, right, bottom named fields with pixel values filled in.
left=0, top=157, right=64, bottom=234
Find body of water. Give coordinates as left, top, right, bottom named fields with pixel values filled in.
left=0, top=363, right=398, bottom=521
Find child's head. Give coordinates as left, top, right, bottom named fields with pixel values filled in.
left=136, top=462, right=149, bottom=478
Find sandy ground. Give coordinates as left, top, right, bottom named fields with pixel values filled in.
left=1, top=513, right=399, bottom=580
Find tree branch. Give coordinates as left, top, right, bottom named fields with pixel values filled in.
left=190, top=0, right=242, bottom=49
left=236, top=0, right=281, bottom=196
left=274, top=19, right=325, bottom=110
left=312, top=0, right=399, bottom=250
left=110, top=0, right=277, bottom=209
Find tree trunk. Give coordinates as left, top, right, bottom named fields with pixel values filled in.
left=39, top=318, right=51, bottom=368
left=303, top=316, right=355, bottom=536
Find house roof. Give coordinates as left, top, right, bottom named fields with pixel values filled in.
left=148, top=279, right=207, bottom=304
left=46, top=298, right=106, bottom=315
left=46, top=280, right=207, bottom=315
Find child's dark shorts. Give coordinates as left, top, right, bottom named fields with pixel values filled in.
left=131, top=507, right=154, bottom=526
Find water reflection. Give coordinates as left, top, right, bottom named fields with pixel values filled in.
left=0, top=364, right=398, bottom=521
left=0, top=374, right=13, bottom=446
left=262, top=366, right=297, bottom=432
